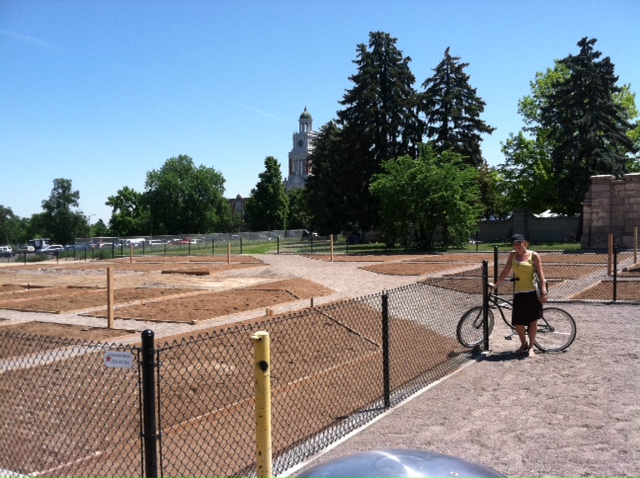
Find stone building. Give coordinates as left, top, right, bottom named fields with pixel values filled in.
left=284, top=107, right=316, bottom=191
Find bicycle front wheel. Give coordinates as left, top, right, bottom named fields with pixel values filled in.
left=457, top=306, right=495, bottom=347
left=534, top=307, right=577, bottom=352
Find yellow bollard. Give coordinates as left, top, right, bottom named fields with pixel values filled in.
left=252, top=331, right=272, bottom=478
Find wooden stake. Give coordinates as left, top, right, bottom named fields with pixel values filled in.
left=607, top=233, right=613, bottom=276
left=107, top=267, right=115, bottom=329
left=330, top=234, right=334, bottom=262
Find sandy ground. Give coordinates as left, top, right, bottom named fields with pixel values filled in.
left=292, top=301, right=640, bottom=478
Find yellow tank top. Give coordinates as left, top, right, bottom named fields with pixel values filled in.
left=512, top=253, right=536, bottom=292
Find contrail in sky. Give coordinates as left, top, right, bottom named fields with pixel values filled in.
left=109, top=62, right=293, bottom=123
left=2, top=28, right=292, bottom=124
left=0, top=29, right=65, bottom=53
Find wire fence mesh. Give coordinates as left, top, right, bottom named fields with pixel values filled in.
left=0, top=277, right=482, bottom=478
left=0, top=335, right=142, bottom=477
left=1, top=247, right=639, bottom=477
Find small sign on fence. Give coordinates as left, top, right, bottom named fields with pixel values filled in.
left=104, top=351, right=134, bottom=369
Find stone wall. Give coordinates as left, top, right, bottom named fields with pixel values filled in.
left=581, top=173, right=640, bottom=248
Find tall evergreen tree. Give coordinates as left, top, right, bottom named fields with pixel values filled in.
left=333, top=31, right=421, bottom=232
left=539, top=37, right=637, bottom=215
left=419, top=47, right=495, bottom=168
left=305, top=121, right=361, bottom=234
left=244, top=156, right=289, bottom=231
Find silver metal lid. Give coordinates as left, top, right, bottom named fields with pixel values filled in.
left=297, top=449, right=506, bottom=478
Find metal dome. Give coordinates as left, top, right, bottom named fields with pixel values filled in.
left=297, top=449, right=506, bottom=478
left=299, top=107, right=312, bottom=120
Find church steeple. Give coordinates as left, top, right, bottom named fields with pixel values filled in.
left=285, top=107, right=316, bottom=192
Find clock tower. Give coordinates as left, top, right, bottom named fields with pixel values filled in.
left=285, top=107, right=316, bottom=191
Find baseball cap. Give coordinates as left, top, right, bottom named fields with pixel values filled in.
left=511, top=234, right=525, bottom=244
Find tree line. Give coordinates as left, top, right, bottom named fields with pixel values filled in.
left=1, top=34, right=637, bottom=250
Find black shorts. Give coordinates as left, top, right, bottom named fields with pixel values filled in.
left=511, top=291, right=541, bottom=326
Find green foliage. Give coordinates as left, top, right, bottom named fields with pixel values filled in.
left=498, top=132, right=558, bottom=213
left=106, top=186, right=149, bottom=236
left=0, top=205, right=23, bottom=245
left=244, top=156, right=289, bottom=231
left=39, top=178, right=89, bottom=245
left=91, top=219, right=110, bottom=238
left=502, top=38, right=639, bottom=217
left=419, top=47, right=495, bottom=168
left=144, top=155, right=233, bottom=234
left=371, top=145, right=483, bottom=250
left=286, top=188, right=313, bottom=230
left=538, top=38, right=637, bottom=214
left=306, top=121, right=361, bottom=234
left=334, top=31, right=421, bottom=232
left=477, top=163, right=510, bottom=220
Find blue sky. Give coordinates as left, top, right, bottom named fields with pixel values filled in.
left=1, top=0, right=638, bottom=225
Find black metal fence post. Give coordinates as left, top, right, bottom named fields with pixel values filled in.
left=493, top=245, right=499, bottom=295
left=142, top=330, right=159, bottom=478
left=613, top=245, right=618, bottom=302
left=276, top=236, right=280, bottom=254
left=381, top=292, right=391, bottom=409
left=482, top=260, right=490, bottom=351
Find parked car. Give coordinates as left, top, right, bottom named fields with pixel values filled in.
left=17, top=244, right=35, bottom=253
left=45, top=245, right=65, bottom=255
left=0, top=246, right=14, bottom=257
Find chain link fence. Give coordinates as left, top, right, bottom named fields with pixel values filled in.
left=1, top=247, right=638, bottom=476
left=0, top=276, right=481, bottom=477
left=0, top=335, right=142, bottom=477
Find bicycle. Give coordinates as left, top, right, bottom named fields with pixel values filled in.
left=456, top=286, right=577, bottom=353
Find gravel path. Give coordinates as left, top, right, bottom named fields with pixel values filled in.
left=291, top=301, right=640, bottom=478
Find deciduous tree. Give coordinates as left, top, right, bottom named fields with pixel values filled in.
left=106, top=186, right=149, bottom=236
left=40, top=178, right=89, bottom=244
left=144, top=155, right=232, bottom=234
left=371, top=145, right=482, bottom=250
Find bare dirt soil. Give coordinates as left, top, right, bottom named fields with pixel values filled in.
left=0, top=252, right=638, bottom=341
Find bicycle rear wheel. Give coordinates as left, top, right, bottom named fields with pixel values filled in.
left=457, top=306, right=495, bottom=347
left=534, top=307, right=576, bottom=352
